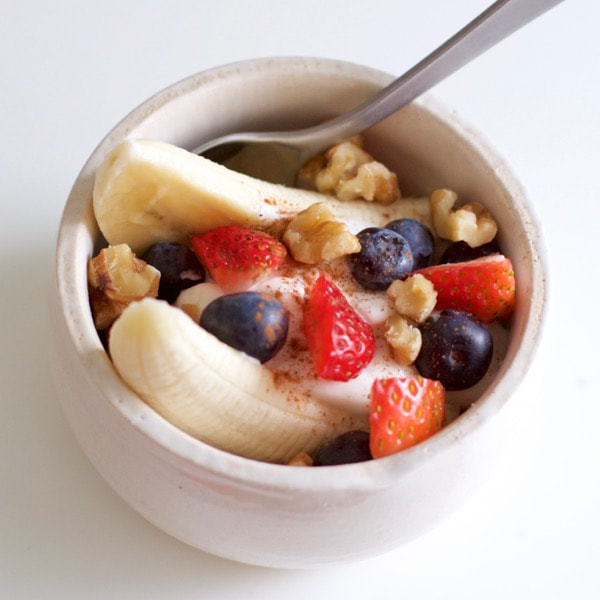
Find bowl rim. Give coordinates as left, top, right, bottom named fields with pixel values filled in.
left=55, top=56, right=548, bottom=493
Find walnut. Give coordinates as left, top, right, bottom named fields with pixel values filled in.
left=387, top=274, right=437, bottom=323
left=88, top=244, right=160, bottom=330
left=385, top=274, right=436, bottom=365
left=283, top=203, right=361, bottom=264
left=430, top=188, right=498, bottom=247
left=314, top=142, right=373, bottom=193
left=299, top=139, right=400, bottom=205
left=299, top=135, right=365, bottom=186
left=287, top=451, right=314, bottom=466
left=384, top=313, right=422, bottom=366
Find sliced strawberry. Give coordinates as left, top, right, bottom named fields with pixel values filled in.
left=302, top=274, right=374, bottom=381
left=369, top=376, right=445, bottom=458
left=414, top=254, right=515, bottom=323
left=191, top=226, right=287, bottom=293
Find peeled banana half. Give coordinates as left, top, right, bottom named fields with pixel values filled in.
left=96, top=139, right=433, bottom=463
left=109, top=298, right=368, bottom=463
left=93, top=139, right=432, bottom=253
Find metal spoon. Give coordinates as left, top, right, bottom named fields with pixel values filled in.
left=193, top=0, right=563, bottom=185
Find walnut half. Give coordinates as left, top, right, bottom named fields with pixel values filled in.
left=283, top=202, right=360, bottom=264
left=430, top=188, right=498, bottom=248
left=387, top=274, right=437, bottom=324
left=384, top=313, right=422, bottom=366
left=88, top=244, right=159, bottom=330
left=299, top=139, right=400, bottom=205
left=384, top=274, right=437, bottom=366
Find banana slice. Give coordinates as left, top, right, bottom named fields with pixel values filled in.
left=109, top=298, right=367, bottom=463
left=174, top=282, right=223, bottom=322
left=93, top=139, right=432, bottom=253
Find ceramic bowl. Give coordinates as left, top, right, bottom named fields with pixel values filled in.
left=51, top=57, right=547, bottom=568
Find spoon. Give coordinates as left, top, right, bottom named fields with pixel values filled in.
left=193, top=0, right=563, bottom=185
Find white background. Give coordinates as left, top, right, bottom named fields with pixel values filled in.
left=2, top=0, right=599, bottom=598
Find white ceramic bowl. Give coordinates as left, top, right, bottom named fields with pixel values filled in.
left=51, top=57, right=547, bottom=568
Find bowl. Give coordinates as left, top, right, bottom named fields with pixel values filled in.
left=51, top=57, right=547, bottom=568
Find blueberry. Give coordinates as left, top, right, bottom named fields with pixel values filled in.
left=415, top=309, right=493, bottom=390
left=313, top=430, right=372, bottom=466
left=385, top=218, right=434, bottom=270
left=200, top=292, right=288, bottom=363
left=141, top=242, right=205, bottom=303
left=439, top=240, right=500, bottom=264
left=348, top=227, right=413, bottom=290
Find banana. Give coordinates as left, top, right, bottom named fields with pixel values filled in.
left=174, top=282, right=222, bottom=322
left=93, top=139, right=432, bottom=253
left=109, top=297, right=367, bottom=463
left=95, top=138, right=436, bottom=463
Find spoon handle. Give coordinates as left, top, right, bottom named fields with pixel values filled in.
left=296, top=0, right=564, bottom=148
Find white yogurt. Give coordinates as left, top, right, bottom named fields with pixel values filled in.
left=255, top=259, right=417, bottom=417
left=176, top=235, right=510, bottom=421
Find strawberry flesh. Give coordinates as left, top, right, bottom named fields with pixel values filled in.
left=369, top=376, right=445, bottom=458
left=302, top=274, right=374, bottom=381
left=191, top=226, right=287, bottom=293
left=414, top=254, right=515, bottom=323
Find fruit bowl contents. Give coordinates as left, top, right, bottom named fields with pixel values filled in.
left=87, top=135, right=515, bottom=465
left=52, top=58, right=546, bottom=567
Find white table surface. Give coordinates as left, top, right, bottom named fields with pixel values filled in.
left=2, top=1, right=598, bottom=598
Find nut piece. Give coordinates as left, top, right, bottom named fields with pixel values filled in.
left=315, top=142, right=373, bottom=193
left=384, top=313, right=422, bottom=366
left=430, top=188, right=498, bottom=247
left=287, top=451, right=314, bottom=466
left=283, top=202, right=361, bottom=264
left=387, top=274, right=437, bottom=323
left=336, top=161, right=400, bottom=204
left=299, top=139, right=400, bottom=205
left=88, top=244, right=160, bottom=330
left=299, top=134, right=365, bottom=185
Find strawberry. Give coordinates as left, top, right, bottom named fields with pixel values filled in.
left=191, top=226, right=287, bottom=293
left=302, top=274, right=374, bottom=381
left=369, top=376, right=445, bottom=458
left=414, top=254, right=515, bottom=323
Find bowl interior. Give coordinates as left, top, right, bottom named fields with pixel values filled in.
left=55, top=57, right=546, bottom=491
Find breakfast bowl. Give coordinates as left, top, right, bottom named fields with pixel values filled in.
left=50, top=57, right=547, bottom=568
